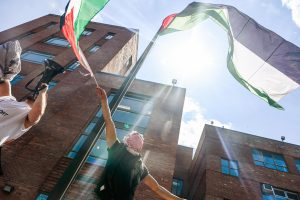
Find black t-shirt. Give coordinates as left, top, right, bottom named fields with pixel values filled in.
left=102, top=140, right=149, bottom=200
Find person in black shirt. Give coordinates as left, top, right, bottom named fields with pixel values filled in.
left=95, top=87, right=186, bottom=200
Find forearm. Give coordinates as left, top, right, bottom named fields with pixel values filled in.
left=100, top=97, right=117, bottom=147
left=155, top=185, right=182, bottom=200
left=100, top=98, right=112, bottom=122
left=27, top=93, right=47, bottom=125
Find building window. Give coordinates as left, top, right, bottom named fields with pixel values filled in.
left=252, top=149, right=288, bottom=172
left=48, top=81, right=58, bottom=90
left=17, top=31, right=35, bottom=40
left=261, top=184, right=299, bottom=200
left=21, top=51, right=54, bottom=64
left=45, top=22, right=57, bottom=29
left=125, top=56, right=133, bottom=69
left=221, top=158, right=239, bottom=177
left=44, top=37, right=70, bottom=47
left=66, top=61, right=80, bottom=72
left=89, top=45, right=101, bottom=53
left=105, top=32, right=115, bottom=40
left=295, top=159, right=300, bottom=173
left=10, top=74, right=24, bottom=86
left=172, top=179, right=183, bottom=196
left=36, top=193, right=48, bottom=200
left=82, top=29, right=94, bottom=36
left=67, top=93, right=153, bottom=166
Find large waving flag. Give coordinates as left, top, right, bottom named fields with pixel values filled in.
left=60, top=0, right=110, bottom=76
left=160, top=2, right=300, bottom=110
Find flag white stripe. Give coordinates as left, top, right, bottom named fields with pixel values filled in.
left=65, top=0, right=82, bottom=25
left=233, top=39, right=299, bottom=101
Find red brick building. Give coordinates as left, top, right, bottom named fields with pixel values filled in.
left=174, top=125, right=300, bottom=200
left=0, top=15, right=186, bottom=199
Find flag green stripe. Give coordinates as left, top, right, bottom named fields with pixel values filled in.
left=74, top=0, right=109, bottom=41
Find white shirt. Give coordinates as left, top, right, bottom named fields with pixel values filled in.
left=0, top=96, right=31, bottom=146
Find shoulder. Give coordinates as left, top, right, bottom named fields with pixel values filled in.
left=107, top=139, right=123, bottom=153
left=1, top=96, right=30, bottom=109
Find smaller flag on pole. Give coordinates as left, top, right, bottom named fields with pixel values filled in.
left=60, top=0, right=110, bottom=77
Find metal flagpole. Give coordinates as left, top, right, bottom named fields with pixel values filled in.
left=48, top=28, right=162, bottom=200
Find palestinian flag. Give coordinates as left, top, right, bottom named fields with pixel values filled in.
left=60, top=0, right=110, bottom=76
left=160, top=2, right=300, bottom=110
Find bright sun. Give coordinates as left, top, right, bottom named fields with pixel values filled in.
left=156, top=25, right=220, bottom=86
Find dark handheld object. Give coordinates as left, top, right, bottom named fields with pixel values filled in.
left=25, top=59, right=64, bottom=100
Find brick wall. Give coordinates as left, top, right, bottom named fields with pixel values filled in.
left=0, top=15, right=143, bottom=199
left=188, top=125, right=300, bottom=200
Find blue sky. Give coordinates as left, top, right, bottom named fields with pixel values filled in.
left=1, top=0, right=300, bottom=149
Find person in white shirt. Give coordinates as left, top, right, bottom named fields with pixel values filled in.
left=0, top=40, right=48, bottom=175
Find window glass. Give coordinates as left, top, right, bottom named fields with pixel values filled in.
left=67, top=151, right=77, bottom=159
left=90, top=139, right=108, bottom=159
left=67, top=61, right=80, bottom=71
left=82, top=29, right=94, bottom=36
left=295, top=159, right=300, bottom=173
left=229, top=169, right=239, bottom=176
left=264, top=152, right=275, bottom=164
left=252, top=149, right=288, bottom=172
left=125, top=56, right=132, bottom=69
left=261, top=184, right=299, bottom=200
left=171, top=179, right=183, bottom=196
left=265, top=163, right=277, bottom=170
left=119, top=96, right=153, bottom=115
left=36, top=193, right=48, bottom=200
left=230, top=161, right=238, bottom=169
left=89, top=45, right=101, bottom=53
left=274, top=156, right=286, bottom=167
left=221, top=158, right=239, bottom=177
left=221, top=159, right=229, bottom=167
left=46, top=22, right=57, bottom=29
left=287, top=192, right=299, bottom=200
left=254, top=160, right=264, bottom=167
left=44, top=37, right=70, bottom=47
left=252, top=149, right=264, bottom=161
left=113, top=110, right=150, bottom=128
left=84, top=122, right=96, bottom=134
left=221, top=166, right=229, bottom=174
left=72, top=135, right=87, bottom=152
left=274, top=189, right=285, bottom=197
left=263, top=194, right=274, bottom=200
left=105, top=32, right=115, bottom=40
left=96, top=95, right=114, bottom=118
left=18, top=32, right=35, bottom=40
left=48, top=81, right=57, bottom=90
left=21, top=51, right=54, bottom=64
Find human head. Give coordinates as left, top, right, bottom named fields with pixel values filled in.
left=123, top=131, right=144, bottom=153
left=0, top=40, right=22, bottom=82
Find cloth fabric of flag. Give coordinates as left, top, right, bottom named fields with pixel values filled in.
left=160, top=2, right=300, bottom=110
left=60, top=0, right=110, bottom=76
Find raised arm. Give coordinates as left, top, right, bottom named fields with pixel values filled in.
left=143, top=174, right=186, bottom=200
left=24, top=84, right=48, bottom=128
left=96, top=86, right=117, bottom=148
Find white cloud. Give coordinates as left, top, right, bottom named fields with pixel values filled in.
left=282, top=0, right=300, bottom=27
left=178, top=97, right=232, bottom=150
